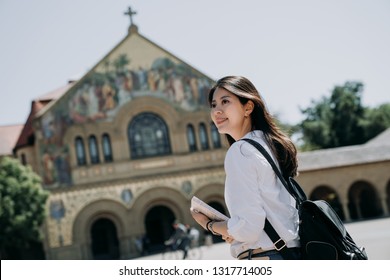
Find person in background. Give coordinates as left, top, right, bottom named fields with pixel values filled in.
left=191, top=76, right=301, bottom=260
left=186, top=224, right=200, bottom=247
left=164, top=220, right=191, bottom=259
left=141, top=234, right=150, bottom=255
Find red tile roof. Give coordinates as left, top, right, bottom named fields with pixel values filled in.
left=37, top=81, right=75, bottom=101
left=0, top=124, right=24, bottom=156
left=14, top=100, right=50, bottom=149
left=13, top=82, right=76, bottom=150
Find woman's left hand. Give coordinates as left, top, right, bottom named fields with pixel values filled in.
left=190, top=209, right=210, bottom=230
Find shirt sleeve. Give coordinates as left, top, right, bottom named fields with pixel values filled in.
left=225, top=141, right=271, bottom=243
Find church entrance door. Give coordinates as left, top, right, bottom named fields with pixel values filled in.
left=91, top=218, right=120, bottom=259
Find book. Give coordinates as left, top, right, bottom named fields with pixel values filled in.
left=190, top=196, right=229, bottom=221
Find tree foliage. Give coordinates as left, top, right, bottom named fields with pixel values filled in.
left=361, top=103, right=390, bottom=140
left=0, top=157, right=49, bottom=258
left=297, top=81, right=390, bottom=150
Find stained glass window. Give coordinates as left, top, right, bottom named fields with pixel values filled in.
left=102, top=133, right=113, bottom=162
left=199, top=122, right=209, bottom=150
left=75, top=136, right=86, bottom=166
left=88, top=135, right=100, bottom=164
left=211, top=122, right=221, bottom=148
left=128, top=113, right=171, bottom=159
left=187, top=124, right=197, bottom=152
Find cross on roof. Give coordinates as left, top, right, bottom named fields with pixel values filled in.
left=124, top=6, right=137, bottom=26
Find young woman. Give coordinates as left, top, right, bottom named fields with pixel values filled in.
left=191, top=76, right=301, bottom=260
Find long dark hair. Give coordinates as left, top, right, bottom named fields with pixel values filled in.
left=208, top=76, right=298, bottom=178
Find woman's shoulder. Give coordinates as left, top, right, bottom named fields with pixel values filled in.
left=225, top=132, right=272, bottom=176
left=236, top=131, right=267, bottom=149
left=227, top=131, right=268, bottom=160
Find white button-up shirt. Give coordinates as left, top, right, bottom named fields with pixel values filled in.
left=225, top=130, right=300, bottom=257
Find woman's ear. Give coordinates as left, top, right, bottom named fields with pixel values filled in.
left=245, top=100, right=254, bottom=116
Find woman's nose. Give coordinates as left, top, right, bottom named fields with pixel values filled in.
left=212, top=106, right=222, bottom=115
left=211, top=110, right=221, bottom=119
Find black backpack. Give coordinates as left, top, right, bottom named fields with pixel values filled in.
left=242, top=138, right=368, bottom=260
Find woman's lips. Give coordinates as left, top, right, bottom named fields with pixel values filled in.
left=215, top=118, right=227, bottom=125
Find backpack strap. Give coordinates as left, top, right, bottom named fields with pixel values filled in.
left=242, top=138, right=306, bottom=202
left=264, top=220, right=295, bottom=259
left=241, top=138, right=299, bottom=260
left=242, top=138, right=298, bottom=200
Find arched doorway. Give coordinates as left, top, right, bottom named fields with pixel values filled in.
left=209, top=201, right=227, bottom=216
left=144, top=205, right=175, bottom=253
left=310, top=186, right=345, bottom=221
left=208, top=201, right=227, bottom=244
left=91, top=218, right=120, bottom=259
left=348, top=181, right=383, bottom=220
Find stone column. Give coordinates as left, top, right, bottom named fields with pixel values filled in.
left=380, top=197, right=389, bottom=216
left=119, top=237, right=132, bottom=259
left=339, top=195, right=351, bottom=222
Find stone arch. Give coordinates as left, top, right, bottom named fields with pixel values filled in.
left=72, top=199, right=129, bottom=259
left=194, top=183, right=226, bottom=243
left=143, top=205, right=176, bottom=253
left=131, top=187, right=188, bottom=251
left=194, top=183, right=227, bottom=213
left=114, top=96, right=180, bottom=135
left=310, top=185, right=345, bottom=221
left=113, top=96, right=183, bottom=157
left=348, top=180, right=383, bottom=220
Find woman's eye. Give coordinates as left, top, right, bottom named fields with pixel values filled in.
left=222, top=99, right=229, bottom=104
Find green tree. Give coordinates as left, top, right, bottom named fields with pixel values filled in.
left=0, top=157, right=49, bottom=259
left=297, top=96, right=333, bottom=150
left=361, top=103, right=390, bottom=141
left=328, top=81, right=365, bottom=147
left=297, top=81, right=390, bottom=150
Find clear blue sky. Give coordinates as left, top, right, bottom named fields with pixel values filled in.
left=0, top=0, right=389, bottom=126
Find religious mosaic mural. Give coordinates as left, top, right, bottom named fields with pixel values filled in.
left=67, top=56, right=211, bottom=123
left=38, top=53, right=213, bottom=188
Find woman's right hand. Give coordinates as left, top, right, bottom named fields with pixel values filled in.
left=222, top=235, right=234, bottom=244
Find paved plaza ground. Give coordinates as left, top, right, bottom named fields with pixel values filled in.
left=135, top=216, right=390, bottom=260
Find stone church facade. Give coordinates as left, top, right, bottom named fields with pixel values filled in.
left=13, top=21, right=230, bottom=260
left=9, top=15, right=390, bottom=260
